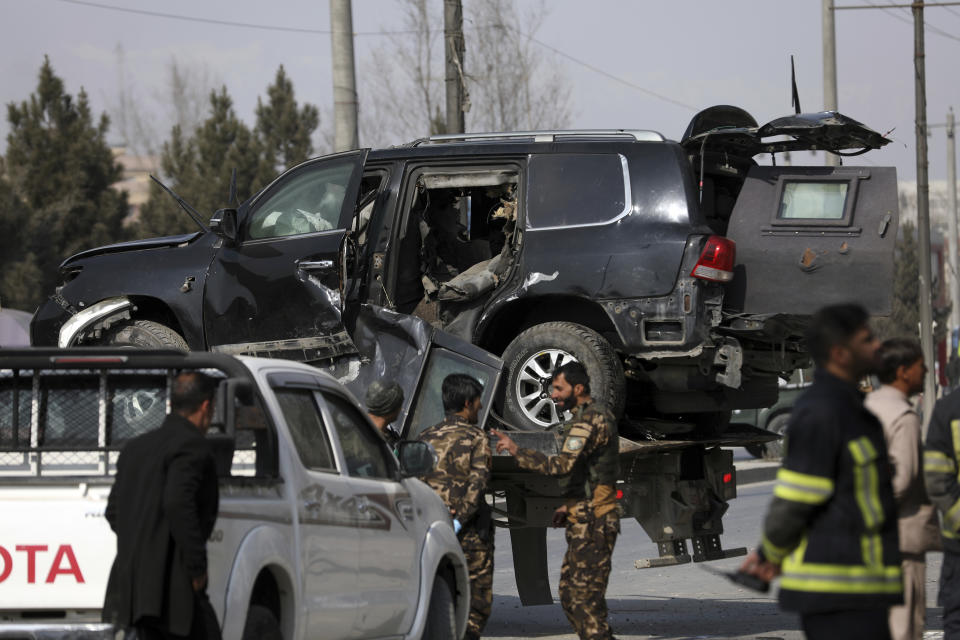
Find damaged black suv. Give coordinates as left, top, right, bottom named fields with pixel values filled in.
left=32, top=106, right=900, bottom=432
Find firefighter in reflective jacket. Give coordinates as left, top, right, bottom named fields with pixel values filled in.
left=923, top=389, right=960, bottom=637
left=741, top=304, right=902, bottom=640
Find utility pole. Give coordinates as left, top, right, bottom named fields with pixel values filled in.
left=822, top=0, right=839, bottom=166
left=444, top=0, right=466, bottom=134
left=949, top=108, right=960, bottom=354
left=914, top=0, right=937, bottom=423
left=330, top=0, right=359, bottom=151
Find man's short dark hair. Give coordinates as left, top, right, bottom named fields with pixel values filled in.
left=171, top=372, right=218, bottom=415
left=805, top=304, right=870, bottom=368
left=877, top=337, right=924, bottom=384
left=552, top=361, right=590, bottom=395
left=442, top=373, right=483, bottom=413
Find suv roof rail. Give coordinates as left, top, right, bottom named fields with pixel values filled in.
left=412, top=129, right=665, bottom=146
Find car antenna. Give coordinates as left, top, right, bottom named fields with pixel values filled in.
left=149, top=175, right=210, bottom=233
left=790, top=55, right=802, bottom=115
left=229, top=168, right=238, bottom=206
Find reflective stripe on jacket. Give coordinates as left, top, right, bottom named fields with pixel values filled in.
left=924, top=391, right=960, bottom=553
left=760, top=370, right=902, bottom=613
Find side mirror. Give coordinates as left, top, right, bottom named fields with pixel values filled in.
left=397, top=440, right=437, bottom=477
left=209, top=208, right=239, bottom=244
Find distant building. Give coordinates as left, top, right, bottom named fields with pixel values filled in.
left=111, top=147, right=159, bottom=224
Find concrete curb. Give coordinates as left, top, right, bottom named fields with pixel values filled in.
left=736, top=460, right=780, bottom=485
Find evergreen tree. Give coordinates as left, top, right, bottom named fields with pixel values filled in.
left=875, top=220, right=950, bottom=343
left=255, top=65, right=319, bottom=176
left=136, top=87, right=262, bottom=238
left=1, top=57, right=129, bottom=310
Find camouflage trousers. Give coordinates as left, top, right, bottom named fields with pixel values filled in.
left=461, top=528, right=494, bottom=640
left=559, top=508, right=620, bottom=640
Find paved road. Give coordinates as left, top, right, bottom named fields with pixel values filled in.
left=483, top=478, right=946, bottom=639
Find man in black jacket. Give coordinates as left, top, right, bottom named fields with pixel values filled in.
left=104, top=372, right=221, bottom=640
left=740, top=304, right=902, bottom=639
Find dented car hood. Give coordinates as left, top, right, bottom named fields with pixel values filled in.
left=681, top=107, right=892, bottom=157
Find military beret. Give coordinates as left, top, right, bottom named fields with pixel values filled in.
left=365, top=380, right=404, bottom=417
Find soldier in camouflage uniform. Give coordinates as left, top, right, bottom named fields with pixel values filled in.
left=493, top=362, right=619, bottom=640
left=418, top=373, right=493, bottom=640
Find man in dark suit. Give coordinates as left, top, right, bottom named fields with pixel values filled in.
left=104, top=371, right=221, bottom=640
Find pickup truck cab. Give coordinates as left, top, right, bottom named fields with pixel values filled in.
left=31, top=106, right=900, bottom=434
left=0, top=349, right=471, bottom=640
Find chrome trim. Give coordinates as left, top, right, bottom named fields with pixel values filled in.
left=0, top=623, right=114, bottom=639
left=420, top=129, right=664, bottom=145
left=527, top=154, right=633, bottom=232
left=58, top=296, right=133, bottom=348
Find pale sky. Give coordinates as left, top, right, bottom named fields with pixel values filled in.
left=4, top=0, right=960, bottom=181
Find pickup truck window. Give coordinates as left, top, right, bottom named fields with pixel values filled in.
left=526, top=153, right=628, bottom=230
left=275, top=388, right=337, bottom=471
left=248, top=162, right=353, bottom=240
left=322, top=393, right=393, bottom=479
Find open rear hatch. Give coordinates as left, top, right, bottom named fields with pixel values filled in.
left=682, top=107, right=899, bottom=317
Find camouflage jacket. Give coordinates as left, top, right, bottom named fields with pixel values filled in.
left=514, top=400, right=618, bottom=500
left=418, top=415, right=492, bottom=525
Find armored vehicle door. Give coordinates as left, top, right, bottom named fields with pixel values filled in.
left=722, top=164, right=898, bottom=315
left=204, top=150, right=369, bottom=360
left=682, top=109, right=899, bottom=316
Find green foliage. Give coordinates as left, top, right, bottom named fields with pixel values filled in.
left=875, top=220, right=950, bottom=343
left=255, top=65, right=319, bottom=175
left=0, top=57, right=129, bottom=311
left=136, top=67, right=320, bottom=238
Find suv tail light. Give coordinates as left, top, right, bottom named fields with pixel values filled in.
left=691, top=236, right=736, bottom=282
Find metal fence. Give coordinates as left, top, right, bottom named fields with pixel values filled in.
left=0, top=367, right=258, bottom=477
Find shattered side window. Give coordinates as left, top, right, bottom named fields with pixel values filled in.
left=248, top=162, right=354, bottom=240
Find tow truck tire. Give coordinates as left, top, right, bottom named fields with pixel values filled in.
left=422, top=576, right=455, bottom=640
left=103, top=320, right=188, bottom=351
left=241, top=604, right=282, bottom=640
left=501, top=322, right=625, bottom=431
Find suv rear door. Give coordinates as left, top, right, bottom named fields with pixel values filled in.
left=204, top=150, right=369, bottom=360
left=723, top=164, right=898, bottom=315
left=684, top=110, right=899, bottom=315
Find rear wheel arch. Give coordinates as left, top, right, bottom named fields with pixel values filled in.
left=477, top=295, right=623, bottom=355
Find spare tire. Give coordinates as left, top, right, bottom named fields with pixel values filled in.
left=103, top=320, right=188, bottom=350
left=501, top=322, right=624, bottom=431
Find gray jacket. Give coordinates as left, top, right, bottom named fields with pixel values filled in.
left=865, top=385, right=941, bottom=554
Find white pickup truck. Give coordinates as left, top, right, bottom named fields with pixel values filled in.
left=0, top=348, right=482, bottom=640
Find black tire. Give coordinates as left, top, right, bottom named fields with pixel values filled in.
left=241, top=604, right=283, bottom=640
left=501, top=322, right=625, bottom=431
left=422, top=575, right=456, bottom=640
left=762, top=413, right=790, bottom=460
left=103, top=320, right=188, bottom=350
left=745, top=443, right=765, bottom=459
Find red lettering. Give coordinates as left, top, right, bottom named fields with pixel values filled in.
left=0, top=546, right=10, bottom=583
left=45, top=545, right=84, bottom=584
left=15, top=545, right=47, bottom=584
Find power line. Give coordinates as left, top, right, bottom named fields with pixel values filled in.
left=463, top=20, right=698, bottom=112
left=51, top=0, right=699, bottom=112
left=852, top=0, right=960, bottom=43
left=51, top=0, right=420, bottom=36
